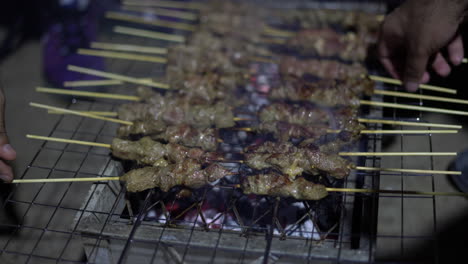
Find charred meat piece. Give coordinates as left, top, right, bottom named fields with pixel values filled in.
left=242, top=172, right=328, bottom=200
left=111, top=137, right=218, bottom=166
left=285, top=28, right=368, bottom=61
left=244, top=141, right=355, bottom=180
left=270, top=77, right=374, bottom=107
left=122, top=160, right=230, bottom=192
left=279, top=56, right=367, bottom=80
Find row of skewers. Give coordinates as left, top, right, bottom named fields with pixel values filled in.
left=21, top=1, right=468, bottom=199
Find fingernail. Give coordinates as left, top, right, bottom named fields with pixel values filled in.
left=3, top=144, right=15, bottom=155
left=0, top=174, right=12, bottom=183
left=405, top=82, right=419, bottom=92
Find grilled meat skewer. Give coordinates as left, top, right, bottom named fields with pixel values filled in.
left=258, top=103, right=364, bottom=142
left=285, top=28, right=369, bottom=61
left=244, top=141, right=355, bottom=180
left=112, top=137, right=220, bottom=166
left=122, top=160, right=230, bottom=192
left=279, top=56, right=367, bottom=80
left=270, top=77, right=374, bottom=107
left=118, top=124, right=218, bottom=151
left=242, top=172, right=328, bottom=201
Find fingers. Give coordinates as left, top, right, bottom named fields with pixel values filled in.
left=448, top=34, right=464, bottom=65
left=378, top=38, right=401, bottom=80
left=403, top=48, right=430, bottom=92
left=0, top=89, right=15, bottom=162
left=431, top=52, right=451, bottom=77
left=0, top=160, right=14, bottom=183
left=379, top=57, right=401, bottom=80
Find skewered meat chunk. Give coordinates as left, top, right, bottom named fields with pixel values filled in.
left=117, top=118, right=166, bottom=138
left=242, top=172, right=328, bottom=201
left=118, top=90, right=236, bottom=130
left=259, top=103, right=330, bottom=126
left=259, top=103, right=362, bottom=131
left=258, top=121, right=329, bottom=142
left=118, top=101, right=235, bottom=136
left=118, top=124, right=218, bottom=151
left=166, top=71, right=241, bottom=103
left=258, top=103, right=364, bottom=144
left=199, top=12, right=265, bottom=42
left=278, top=9, right=381, bottom=33
left=285, top=29, right=368, bottom=61
left=270, top=77, right=374, bottom=107
left=167, top=45, right=241, bottom=75
left=123, top=161, right=230, bottom=192
left=157, top=125, right=218, bottom=151
left=244, top=141, right=354, bottom=180
left=112, top=137, right=217, bottom=166
left=279, top=56, right=367, bottom=80
left=187, top=31, right=272, bottom=66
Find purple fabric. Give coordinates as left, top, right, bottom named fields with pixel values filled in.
left=43, top=0, right=104, bottom=88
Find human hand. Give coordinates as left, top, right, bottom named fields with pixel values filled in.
left=0, top=84, right=16, bottom=183
left=378, top=0, right=468, bottom=91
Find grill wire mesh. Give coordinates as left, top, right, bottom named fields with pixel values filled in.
left=0, top=0, right=462, bottom=263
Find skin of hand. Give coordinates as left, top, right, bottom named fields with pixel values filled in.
left=0, top=84, right=16, bottom=183
left=378, top=0, right=468, bottom=91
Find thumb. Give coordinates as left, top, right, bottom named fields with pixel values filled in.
left=403, top=46, right=431, bottom=92
left=0, top=86, right=15, bottom=161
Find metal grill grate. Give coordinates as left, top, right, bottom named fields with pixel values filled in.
left=1, top=1, right=463, bottom=263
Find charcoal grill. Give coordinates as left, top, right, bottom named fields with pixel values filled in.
left=0, top=0, right=463, bottom=263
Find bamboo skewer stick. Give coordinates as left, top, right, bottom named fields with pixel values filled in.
left=122, top=0, right=205, bottom=10
left=77, top=48, right=168, bottom=63
left=235, top=127, right=458, bottom=134
left=36, top=87, right=140, bottom=101
left=358, top=130, right=458, bottom=134
left=262, top=26, right=295, bottom=38
left=360, top=100, right=468, bottom=116
left=374, top=89, right=468, bottom=105
left=368, top=75, right=457, bottom=94
left=28, top=135, right=452, bottom=157
left=47, top=110, right=118, bottom=117
left=91, top=42, right=168, bottom=55
left=26, top=135, right=111, bottom=148
left=121, top=5, right=198, bottom=21
left=63, top=79, right=124, bottom=87
left=114, top=26, right=185, bottom=43
left=67, top=65, right=170, bottom=89
left=325, top=188, right=468, bottom=197
left=30, top=103, right=133, bottom=126
left=12, top=177, right=121, bottom=184
left=357, top=118, right=462, bottom=129
left=339, top=152, right=456, bottom=156
left=106, top=11, right=197, bottom=31
left=260, top=37, right=287, bottom=45
left=9, top=178, right=467, bottom=197
left=356, top=166, right=461, bottom=175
